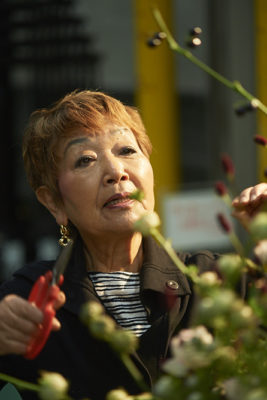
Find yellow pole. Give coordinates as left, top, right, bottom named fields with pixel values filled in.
left=254, top=0, right=267, bottom=181
left=133, top=0, right=180, bottom=205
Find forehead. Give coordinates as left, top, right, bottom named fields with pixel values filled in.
left=61, top=126, right=136, bottom=155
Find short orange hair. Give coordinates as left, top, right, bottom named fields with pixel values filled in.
left=22, top=90, right=152, bottom=202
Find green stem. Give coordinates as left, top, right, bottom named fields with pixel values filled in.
left=221, top=193, right=233, bottom=208
left=153, top=8, right=267, bottom=115
left=150, top=228, right=198, bottom=282
left=119, top=353, right=148, bottom=392
left=0, top=373, right=39, bottom=392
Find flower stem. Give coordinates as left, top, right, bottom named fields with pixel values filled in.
left=0, top=373, right=39, bottom=392
left=153, top=8, right=267, bottom=115
left=150, top=228, right=198, bottom=282
left=120, top=353, right=148, bottom=392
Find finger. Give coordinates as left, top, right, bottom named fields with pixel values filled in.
left=52, top=318, right=61, bottom=331
left=232, top=187, right=252, bottom=208
left=6, top=295, right=43, bottom=325
left=53, top=291, right=66, bottom=310
left=0, top=310, right=41, bottom=336
left=249, top=185, right=267, bottom=203
left=1, top=296, right=43, bottom=336
left=0, top=322, right=35, bottom=345
left=232, top=184, right=267, bottom=208
left=0, top=338, right=28, bottom=356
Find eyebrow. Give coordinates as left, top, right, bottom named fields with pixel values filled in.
left=63, top=128, right=131, bottom=156
left=63, top=137, right=90, bottom=156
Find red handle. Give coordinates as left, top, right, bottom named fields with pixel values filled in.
left=24, top=271, right=62, bottom=360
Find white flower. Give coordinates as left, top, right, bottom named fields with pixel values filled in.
left=172, top=326, right=213, bottom=348
left=133, top=211, right=160, bottom=236
left=38, top=372, right=69, bottom=400
left=162, top=326, right=214, bottom=377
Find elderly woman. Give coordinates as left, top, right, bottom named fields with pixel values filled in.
left=0, top=90, right=266, bottom=400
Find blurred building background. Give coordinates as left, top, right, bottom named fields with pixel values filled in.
left=0, top=0, right=266, bottom=280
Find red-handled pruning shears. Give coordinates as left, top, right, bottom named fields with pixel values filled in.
left=24, top=239, right=74, bottom=360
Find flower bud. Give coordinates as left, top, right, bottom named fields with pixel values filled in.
left=38, top=372, right=69, bottom=400
left=249, top=212, right=267, bottom=240
left=89, top=315, right=116, bottom=340
left=221, top=153, right=235, bottom=178
left=133, top=211, right=160, bottom=236
left=254, top=135, right=267, bottom=147
left=217, top=213, right=232, bottom=233
left=235, top=99, right=259, bottom=116
left=218, top=254, right=242, bottom=283
left=153, top=375, right=180, bottom=399
left=198, top=271, right=221, bottom=289
left=80, top=301, right=104, bottom=324
left=106, top=388, right=130, bottom=400
left=230, top=300, right=255, bottom=329
left=109, top=329, right=138, bottom=353
left=197, top=289, right=236, bottom=325
left=215, top=181, right=228, bottom=197
left=129, top=189, right=144, bottom=202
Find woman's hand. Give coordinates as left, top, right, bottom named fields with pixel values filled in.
left=0, top=291, right=65, bottom=356
left=232, top=183, right=267, bottom=226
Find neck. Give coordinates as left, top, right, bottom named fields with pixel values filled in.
left=82, top=232, right=143, bottom=273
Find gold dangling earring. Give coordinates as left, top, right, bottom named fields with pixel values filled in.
left=59, top=225, right=71, bottom=247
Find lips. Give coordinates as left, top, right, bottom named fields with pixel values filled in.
left=103, top=192, right=132, bottom=208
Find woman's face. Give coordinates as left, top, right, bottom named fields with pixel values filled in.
left=54, top=125, right=154, bottom=239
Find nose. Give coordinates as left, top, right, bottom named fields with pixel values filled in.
left=103, top=155, right=129, bottom=185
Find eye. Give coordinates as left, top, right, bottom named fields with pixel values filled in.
left=120, top=146, right=137, bottom=156
left=75, top=155, right=95, bottom=168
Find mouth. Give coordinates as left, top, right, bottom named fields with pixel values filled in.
left=103, top=192, right=134, bottom=208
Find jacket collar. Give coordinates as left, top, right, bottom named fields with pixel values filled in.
left=62, top=235, right=191, bottom=314
left=141, top=236, right=191, bottom=296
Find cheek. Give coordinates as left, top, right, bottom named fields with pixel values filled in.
left=138, top=160, right=155, bottom=209
left=57, top=173, right=73, bottom=201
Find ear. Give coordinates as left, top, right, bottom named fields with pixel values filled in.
left=35, top=186, right=68, bottom=226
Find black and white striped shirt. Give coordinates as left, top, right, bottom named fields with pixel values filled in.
left=89, top=271, right=151, bottom=337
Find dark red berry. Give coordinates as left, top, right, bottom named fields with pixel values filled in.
left=254, top=135, right=267, bottom=147
left=215, top=181, right=228, bottom=197
left=217, top=213, right=231, bottom=233
left=221, top=153, right=235, bottom=177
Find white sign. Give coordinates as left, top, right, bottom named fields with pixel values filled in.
left=161, top=188, right=234, bottom=252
